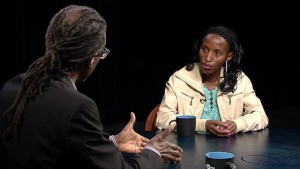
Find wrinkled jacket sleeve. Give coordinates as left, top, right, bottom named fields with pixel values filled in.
left=67, top=98, right=163, bottom=169
left=233, top=75, right=269, bottom=133
left=156, top=73, right=179, bottom=130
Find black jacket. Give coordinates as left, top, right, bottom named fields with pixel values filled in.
left=0, top=73, right=163, bottom=169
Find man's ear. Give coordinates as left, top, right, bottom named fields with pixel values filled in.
left=87, top=57, right=95, bottom=68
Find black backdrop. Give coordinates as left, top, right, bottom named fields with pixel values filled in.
left=1, top=0, right=299, bottom=127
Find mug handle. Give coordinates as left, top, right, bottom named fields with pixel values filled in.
left=226, top=162, right=236, bottom=169
left=205, top=164, right=215, bottom=169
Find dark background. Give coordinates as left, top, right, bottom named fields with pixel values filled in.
left=1, top=0, right=299, bottom=129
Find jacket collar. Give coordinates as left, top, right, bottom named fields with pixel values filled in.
left=175, top=63, right=225, bottom=93
left=51, top=70, right=77, bottom=90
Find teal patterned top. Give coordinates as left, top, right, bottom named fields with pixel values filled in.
left=200, top=84, right=221, bottom=120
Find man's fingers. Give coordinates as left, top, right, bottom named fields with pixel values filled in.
left=168, top=143, right=183, bottom=153
left=151, top=125, right=173, bottom=140
left=141, top=135, right=149, bottom=142
left=124, top=112, right=136, bottom=129
left=137, top=135, right=148, bottom=147
left=160, top=125, right=173, bottom=139
left=161, top=153, right=181, bottom=163
left=160, top=147, right=182, bottom=157
left=130, top=112, right=136, bottom=124
left=141, top=142, right=147, bottom=147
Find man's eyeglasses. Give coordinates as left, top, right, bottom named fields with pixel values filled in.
left=95, top=47, right=110, bottom=59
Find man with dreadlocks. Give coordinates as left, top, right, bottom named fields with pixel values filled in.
left=156, top=26, right=269, bottom=137
left=0, top=5, right=182, bottom=169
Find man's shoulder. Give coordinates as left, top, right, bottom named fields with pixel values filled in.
left=0, top=73, right=25, bottom=115
left=1, top=73, right=25, bottom=88
left=0, top=73, right=25, bottom=96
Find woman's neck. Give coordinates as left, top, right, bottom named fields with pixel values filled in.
left=202, top=74, right=220, bottom=85
left=202, top=72, right=220, bottom=90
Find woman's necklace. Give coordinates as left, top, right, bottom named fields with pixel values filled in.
left=203, top=79, right=219, bottom=91
left=203, top=79, right=219, bottom=86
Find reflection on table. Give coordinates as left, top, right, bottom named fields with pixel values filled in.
left=141, top=127, right=300, bottom=169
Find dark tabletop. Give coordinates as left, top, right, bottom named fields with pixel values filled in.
left=141, top=127, right=300, bottom=169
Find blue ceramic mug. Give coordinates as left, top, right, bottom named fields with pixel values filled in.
left=205, top=152, right=236, bottom=169
left=175, top=115, right=196, bottom=137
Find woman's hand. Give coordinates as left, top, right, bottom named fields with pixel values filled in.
left=205, top=120, right=237, bottom=137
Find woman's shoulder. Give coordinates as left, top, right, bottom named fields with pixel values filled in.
left=236, top=71, right=255, bottom=87
left=174, top=64, right=200, bottom=77
left=168, top=64, right=202, bottom=86
left=239, top=71, right=251, bottom=81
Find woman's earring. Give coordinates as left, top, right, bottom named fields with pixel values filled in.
left=225, top=61, right=228, bottom=74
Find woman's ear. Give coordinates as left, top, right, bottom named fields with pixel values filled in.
left=227, top=52, right=234, bottom=61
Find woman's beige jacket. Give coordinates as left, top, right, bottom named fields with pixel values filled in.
left=156, top=64, right=269, bottom=133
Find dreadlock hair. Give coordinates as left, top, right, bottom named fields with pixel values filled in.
left=3, top=5, right=107, bottom=144
left=186, top=25, right=244, bottom=94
